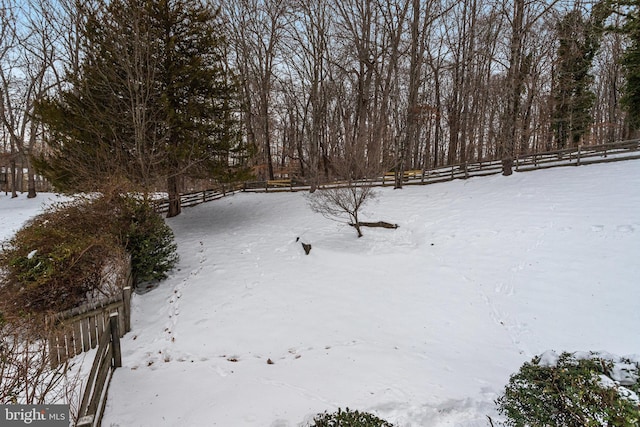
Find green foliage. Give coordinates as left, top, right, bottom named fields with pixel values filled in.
left=619, top=1, right=640, bottom=130
left=497, top=352, right=640, bottom=426
left=551, top=6, right=606, bottom=148
left=309, top=408, right=394, bottom=427
left=0, top=195, right=178, bottom=317
left=121, top=197, right=178, bottom=284
left=34, top=0, right=246, bottom=198
left=602, top=0, right=640, bottom=130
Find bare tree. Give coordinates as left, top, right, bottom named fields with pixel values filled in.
left=283, top=0, right=333, bottom=190
left=497, top=0, right=560, bottom=175
left=306, top=156, right=382, bottom=238
left=307, top=181, right=376, bottom=238
left=0, top=0, right=71, bottom=198
left=592, top=16, right=628, bottom=143
left=223, top=0, right=290, bottom=181
left=221, top=0, right=624, bottom=185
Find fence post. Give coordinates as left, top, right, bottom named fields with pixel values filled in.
left=515, top=155, right=519, bottom=172
left=122, top=286, right=132, bottom=333
left=109, top=313, right=122, bottom=368
left=577, top=145, right=581, bottom=166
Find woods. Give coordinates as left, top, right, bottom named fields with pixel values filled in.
left=223, top=0, right=640, bottom=180
left=1, top=0, right=640, bottom=212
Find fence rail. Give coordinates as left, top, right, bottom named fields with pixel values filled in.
left=515, top=139, right=640, bottom=171
left=241, top=139, right=640, bottom=193
left=153, top=183, right=243, bottom=213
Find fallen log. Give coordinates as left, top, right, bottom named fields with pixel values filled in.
left=349, top=221, right=398, bottom=229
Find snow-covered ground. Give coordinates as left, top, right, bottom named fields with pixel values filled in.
left=2, top=161, right=639, bottom=426
left=0, top=193, right=67, bottom=242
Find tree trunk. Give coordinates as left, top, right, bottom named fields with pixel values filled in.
left=166, top=172, right=181, bottom=218
left=500, top=0, right=525, bottom=176
left=399, top=0, right=423, bottom=190
left=26, top=156, right=36, bottom=198
left=354, top=223, right=363, bottom=238
left=10, top=156, right=17, bottom=198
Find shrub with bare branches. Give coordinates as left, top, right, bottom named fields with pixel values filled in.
left=0, top=316, right=84, bottom=422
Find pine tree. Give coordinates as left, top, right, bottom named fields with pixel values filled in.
left=35, top=0, right=244, bottom=216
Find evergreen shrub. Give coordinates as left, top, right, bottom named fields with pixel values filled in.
left=497, top=351, right=640, bottom=426
left=309, top=407, right=394, bottom=427
left=120, top=196, right=178, bottom=284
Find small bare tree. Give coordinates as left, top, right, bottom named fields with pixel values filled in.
left=306, top=157, right=380, bottom=238
left=307, top=180, right=376, bottom=238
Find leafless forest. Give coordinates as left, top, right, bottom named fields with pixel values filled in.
left=0, top=0, right=636, bottom=195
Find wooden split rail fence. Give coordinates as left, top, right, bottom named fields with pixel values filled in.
left=152, top=140, right=639, bottom=206
left=238, top=139, right=640, bottom=193
left=146, top=139, right=640, bottom=212
left=153, top=183, right=243, bottom=214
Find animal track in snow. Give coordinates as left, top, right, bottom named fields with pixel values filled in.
left=480, top=290, right=528, bottom=354
left=494, top=282, right=514, bottom=296
left=164, top=242, right=207, bottom=341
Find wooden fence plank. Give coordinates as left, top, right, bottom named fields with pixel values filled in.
left=78, top=326, right=111, bottom=417
left=89, top=315, right=98, bottom=349
left=81, top=317, right=90, bottom=352
left=73, top=322, right=82, bottom=355
left=123, top=287, right=132, bottom=333
left=110, top=313, right=122, bottom=368
left=86, top=346, right=112, bottom=420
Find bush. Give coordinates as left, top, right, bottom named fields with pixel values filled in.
left=0, top=194, right=178, bottom=317
left=119, top=196, right=178, bottom=284
left=309, top=408, right=394, bottom=427
left=497, top=351, right=640, bottom=426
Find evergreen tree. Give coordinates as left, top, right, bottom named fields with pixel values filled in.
left=35, top=0, right=244, bottom=216
left=618, top=1, right=640, bottom=131
left=551, top=5, right=606, bottom=149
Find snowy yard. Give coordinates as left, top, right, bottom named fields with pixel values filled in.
left=2, top=161, right=639, bottom=426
